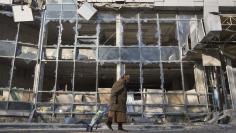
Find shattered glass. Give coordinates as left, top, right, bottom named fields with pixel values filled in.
left=160, top=20, right=178, bottom=46
left=16, top=45, right=38, bottom=59
left=46, top=11, right=60, bottom=19
left=178, top=15, right=194, bottom=54
left=62, top=4, right=76, bottom=11
left=190, top=19, right=198, bottom=49
left=141, top=47, right=160, bottom=61
left=47, top=4, right=61, bottom=11
left=121, top=47, right=140, bottom=61
left=197, top=20, right=205, bottom=43
left=98, top=47, right=119, bottom=60
left=43, top=48, right=57, bottom=60
left=77, top=48, right=96, bottom=60
left=141, top=20, right=158, bottom=46
left=0, top=41, right=16, bottom=56
left=161, top=47, right=180, bottom=61
left=60, top=48, right=74, bottom=60
left=62, top=11, right=76, bottom=19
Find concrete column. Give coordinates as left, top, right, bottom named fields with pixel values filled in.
left=116, top=14, right=125, bottom=80
left=204, top=0, right=222, bottom=34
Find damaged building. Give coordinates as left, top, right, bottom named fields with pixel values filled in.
left=0, top=0, right=236, bottom=125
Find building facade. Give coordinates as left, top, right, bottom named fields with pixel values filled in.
left=0, top=0, right=236, bottom=123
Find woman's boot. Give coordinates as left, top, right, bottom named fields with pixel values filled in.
left=106, top=117, right=113, bottom=131
left=118, top=123, right=128, bottom=132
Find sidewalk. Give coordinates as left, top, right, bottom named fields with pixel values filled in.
left=0, top=123, right=235, bottom=133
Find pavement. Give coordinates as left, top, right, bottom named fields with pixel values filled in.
left=0, top=123, right=236, bottom=133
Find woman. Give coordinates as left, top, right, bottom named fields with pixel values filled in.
left=106, top=74, right=130, bottom=131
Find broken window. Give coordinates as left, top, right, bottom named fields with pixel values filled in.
left=121, top=47, right=140, bottom=61
left=177, top=15, right=195, bottom=55
left=41, top=61, right=56, bottom=91
left=98, top=63, right=116, bottom=88
left=99, top=22, right=116, bottom=46
left=46, top=0, right=76, bottom=19
left=190, top=19, right=205, bottom=49
left=0, top=58, right=11, bottom=102
left=141, top=47, right=160, bottom=62
left=74, top=62, right=97, bottom=113
left=57, top=62, right=74, bottom=91
left=10, top=59, right=35, bottom=102
left=123, top=23, right=138, bottom=46
left=44, top=21, right=60, bottom=46
left=141, top=20, right=158, bottom=46
left=183, top=63, right=195, bottom=91
left=125, top=63, right=140, bottom=91
left=160, top=20, right=178, bottom=46
left=18, top=21, right=40, bottom=45
left=77, top=36, right=97, bottom=46
left=0, top=14, right=18, bottom=40
left=54, top=62, right=74, bottom=113
left=162, top=63, right=182, bottom=91
left=77, top=21, right=97, bottom=46
left=0, top=41, right=16, bottom=57
left=125, top=63, right=141, bottom=114
left=43, top=47, right=57, bottom=60
left=46, top=11, right=61, bottom=19
left=59, top=48, right=74, bottom=60
left=98, top=63, right=116, bottom=105
left=162, top=63, right=184, bottom=114
left=74, top=62, right=96, bottom=92
left=183, top=63, right=208, bottom=114
left=78, top=21, right=97, bottom=36
left=143, top=64, right=161, bottom=89
left=98, top=47, right=119, bottom=61
left=46, top=3, right=61, bottom=19
left=61, top=21, right=75, bottom=46
left=160, top=46, right=180, bottom=61
left=143, top=64, right=163, bottom=114
left=74, top=60, right=97, bottom=114
left=16, top=44, right=38, bottom=60
left=61, top=4, right=76, bottom=19
left=76, top=47, right=96, bottom=61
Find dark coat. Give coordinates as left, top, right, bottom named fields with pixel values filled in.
left=109, top=78, right=127, bottom=113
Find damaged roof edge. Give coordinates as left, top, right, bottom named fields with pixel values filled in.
left=1, top=0, right=235, bottom=12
